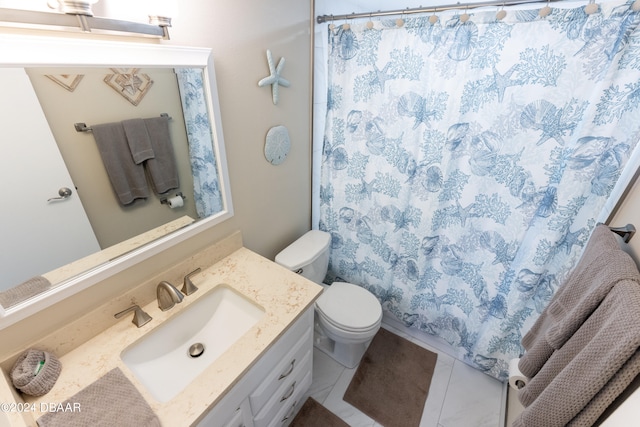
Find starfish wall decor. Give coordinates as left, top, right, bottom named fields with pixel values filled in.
left=258, top=49, right=290, bottom=105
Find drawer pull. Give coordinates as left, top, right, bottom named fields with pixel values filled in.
left=280, top=381, right=296, bottom=402
left=278, top=359, right=296, bottom=380
left=281, top=400, right=298, bottom=423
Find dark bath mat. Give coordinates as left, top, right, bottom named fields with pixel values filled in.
left=343, top=327, right=438, bottom=427
left=290, top=397, right=348, bottom=427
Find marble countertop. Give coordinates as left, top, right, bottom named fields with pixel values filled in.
left=0, top=246, right=323, bottom=426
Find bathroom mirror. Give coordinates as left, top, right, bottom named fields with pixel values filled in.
left=0, top=34, right=233, bottom=325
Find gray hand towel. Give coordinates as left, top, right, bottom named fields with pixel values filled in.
left=37, top=368, right=160, bottom=427
left=122, top=118, right=155, bottom=164
left=0, top=276, right=50, bottom=308
left=143, top=116, right=179, bottom=195
left=11, top=349, right=61, bottom=397
left=92, top=122, right=150, bottom=205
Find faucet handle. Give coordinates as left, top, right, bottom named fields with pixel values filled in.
left=114, top=304, right=152, bottom=328
left=182, top=268, right=201, bottom=296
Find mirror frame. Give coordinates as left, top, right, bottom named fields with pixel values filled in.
left=0, top=34, right=233, bottom=328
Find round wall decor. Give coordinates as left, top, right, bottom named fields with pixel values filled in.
left=265, top=125, right=291, bottom=165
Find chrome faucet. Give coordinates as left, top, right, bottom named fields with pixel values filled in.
left=157, top=280, right=184, bottom=311
left=114, top=304, right=152, bottom=327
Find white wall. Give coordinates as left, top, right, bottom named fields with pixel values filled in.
left=316, top=0, right=442, bottom=16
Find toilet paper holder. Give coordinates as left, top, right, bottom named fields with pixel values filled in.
left=160, top=192, right=185, bottom=206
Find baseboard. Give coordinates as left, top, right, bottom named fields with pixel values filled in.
left=500, top=381, right=508, bottom=427
left=505, top=384, right=524, bottom=427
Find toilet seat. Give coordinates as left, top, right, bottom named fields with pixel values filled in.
left=317, top=310, right=380, bottom=334
left=315, top=282, right=382, bottom=333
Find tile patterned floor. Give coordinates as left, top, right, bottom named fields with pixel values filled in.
left=303, top=316, right=505, bottom=427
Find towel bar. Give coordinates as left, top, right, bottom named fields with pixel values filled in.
left=608, top=224, right=636, bottom=243
left=74, top=113, right=172, bottom=132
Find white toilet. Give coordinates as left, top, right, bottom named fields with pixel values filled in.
left=275, top=230, right=383, bottom=368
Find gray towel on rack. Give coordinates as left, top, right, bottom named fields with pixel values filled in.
left=513, top=281, right=640, bottom=427
left=143, top=116, right=179, bottom=194
left=0, top=276, right=51, bottom=308
left=37, top=368, right=160, bottom=427
left=122, top=118, right=155, bottom=164
left=92, top=122, right=149, bottom=205
left=518, top=224, right=640, bottom=379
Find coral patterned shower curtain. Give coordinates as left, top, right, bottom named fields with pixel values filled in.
left=176, top=68, right=224, bottom=218
left=317, top=0, right=640, bottom=380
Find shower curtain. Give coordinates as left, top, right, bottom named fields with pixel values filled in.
left=317, top=0, right=640, bottom=380
left=176, top=68, right=223, bottom=218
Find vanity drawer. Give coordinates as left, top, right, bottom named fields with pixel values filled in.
left=249, top=327, right=312, bottom=413
left=223, top=409, right=243, bottom=427
left=268, top=370, right=312, bottom=427
left=222, top=399, right=254, bottom=427
left=252, top=350, right=312, bottom=427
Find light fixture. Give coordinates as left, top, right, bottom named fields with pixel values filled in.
left=51, top=0, right=100, bottom=16
left=148, top=0, right=174, bottom=39
left=0, top=1, right=171, bottom=39
left=148, top=15, right=171, bottom=39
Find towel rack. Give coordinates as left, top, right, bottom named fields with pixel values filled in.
left=74, top=113, right=172, bottom=132
left=608, top=224, right=636, bottom=243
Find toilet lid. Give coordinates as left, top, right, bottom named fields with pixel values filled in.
left=315, top=282, right=382, bottom=331
left=275, top=230, right=331, bottom=271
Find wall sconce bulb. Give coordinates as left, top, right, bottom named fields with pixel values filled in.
left=149, top=15, right=172, bottom=28
left=56, top=0, right=100, bottom=17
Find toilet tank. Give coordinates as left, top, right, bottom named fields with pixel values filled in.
left=275, top=230, right=331, bottom=284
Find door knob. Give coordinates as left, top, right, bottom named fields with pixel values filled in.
left=47, top=187, right=73, bottom=202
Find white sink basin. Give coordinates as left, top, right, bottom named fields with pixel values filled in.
left=121, top=285, right=264, bottom=402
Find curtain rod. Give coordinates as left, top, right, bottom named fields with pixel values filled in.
left=316, top=0, right=564, bottom=23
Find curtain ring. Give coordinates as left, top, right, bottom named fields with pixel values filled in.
left=584, top=0, right=599, bottom=15
left=496, top=2, right=507, bottom=20
left=429, top=8, right=439, bottom=24
left=342, top=16, right=350, bottom=31
left=539, top=0, right=552, bottom=17
left=328, top=14, right=335, bottom=31
left=396, top=9, right=405, bottom=27
left=366, top=13, right=374, bottom=29
left=460, top=5, right=470, bottom=23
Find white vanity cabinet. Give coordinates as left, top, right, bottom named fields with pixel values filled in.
left=220, top=399, right=253, bottom=427
left=197, top=307, right=314, bottom=427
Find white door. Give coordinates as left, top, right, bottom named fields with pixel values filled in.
left=0, top=68, right=100, bottom=290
